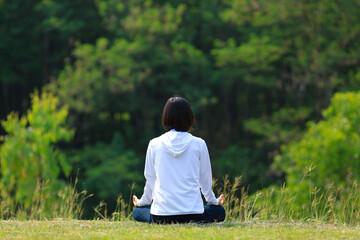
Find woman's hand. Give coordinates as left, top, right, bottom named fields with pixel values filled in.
left=217, top=194, right=225, bottom=206
left=133, top=195, right=139, bottom=207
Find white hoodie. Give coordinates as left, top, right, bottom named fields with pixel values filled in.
left=137, top=129, right=219, bottom=215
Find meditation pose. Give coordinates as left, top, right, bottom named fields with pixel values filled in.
left=132, top=96, right=226, bottom=224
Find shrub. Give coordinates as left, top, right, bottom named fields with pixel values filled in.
left=0, top=90, right=74, bottom=218
left=274, top=91, right=360, bottom=206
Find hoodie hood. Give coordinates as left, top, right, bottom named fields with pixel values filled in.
left=161, top=129, right=193, bottom=158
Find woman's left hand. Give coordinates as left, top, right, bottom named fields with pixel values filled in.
left=133, top=195, right=139, bottom=207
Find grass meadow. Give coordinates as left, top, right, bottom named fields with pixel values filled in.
left=0, top=219, right=360, bottom=240
left=1, top=220, right=360, bottom=240
left=1, top=176, right=360, bottom=239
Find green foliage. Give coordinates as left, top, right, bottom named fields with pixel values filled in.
left=96, top=0, right=186, bottom=40
left=0, top=177, right=91, bottom=220
left=51, top=0, right=360, bottom=201
left=275, top=91, right=360, bottom=204
left=213, top=35, right=284, bottom=87
left=52, top=1, right=211, bottom=146
left=213, top=146, right=267, bottom=192
left=2, top=0, right=360, bottom=219
left=0, top=91, right=74, bottom=209
left=214, top=174, right=360, bottom=224
left=54, top=38, right=147, bottom=114
left=0, top=0, right=103, bottom=117
left=69, top=134, right=142, bottom=201
left=251, top=178, right=360, bottom=224
left=244, top=107, right=311, bottom=147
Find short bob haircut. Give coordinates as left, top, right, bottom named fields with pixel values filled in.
left=162, top=96, right=195, bottom=132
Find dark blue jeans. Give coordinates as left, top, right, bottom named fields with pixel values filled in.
left=133, top=205, right=226, bottom=224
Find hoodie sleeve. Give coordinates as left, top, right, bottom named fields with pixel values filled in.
left=199, top=140, right=219, bottom=205
left=137, top=142, right=156, bottom=207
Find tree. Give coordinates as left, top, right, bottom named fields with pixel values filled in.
left=68, top=133, right=143, bottom=217
left=53, top=0, right=360, bottom=198
left=0, top=0, right=103, bottom=120
left=0, top=90, right=73, bottom=209
left=275, top=91, right=360, bottom=203
left=52, top=1, right=211, bottom=149
left=51, top=1, right=213, bottom=215
left=211, top=0, right=360, bottom=184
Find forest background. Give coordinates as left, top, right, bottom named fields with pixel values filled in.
left=1, top=0, right=360, bottom=219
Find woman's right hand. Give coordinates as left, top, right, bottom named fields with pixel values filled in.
left=217, top=194, right=225, bottom=206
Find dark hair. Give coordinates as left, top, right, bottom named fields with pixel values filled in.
left=162, top=97, right=195, bottom=132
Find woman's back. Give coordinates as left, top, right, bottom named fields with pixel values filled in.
left=147, top=130, right=217, bottom=215
left=132, top=96, right=225, bottom=224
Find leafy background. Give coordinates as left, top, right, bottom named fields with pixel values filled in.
left=0, top=0, right=360, bottom=218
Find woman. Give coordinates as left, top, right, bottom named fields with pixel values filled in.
left=132, top=96, right=225, bottom=224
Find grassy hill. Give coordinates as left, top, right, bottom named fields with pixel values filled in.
left=1, top=220, right=359, bottom=240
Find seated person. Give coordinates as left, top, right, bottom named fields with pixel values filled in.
left=132, top=96, right=225, bottom=224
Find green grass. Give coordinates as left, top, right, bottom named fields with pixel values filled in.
left=0, top=220, right=359, bottom=240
